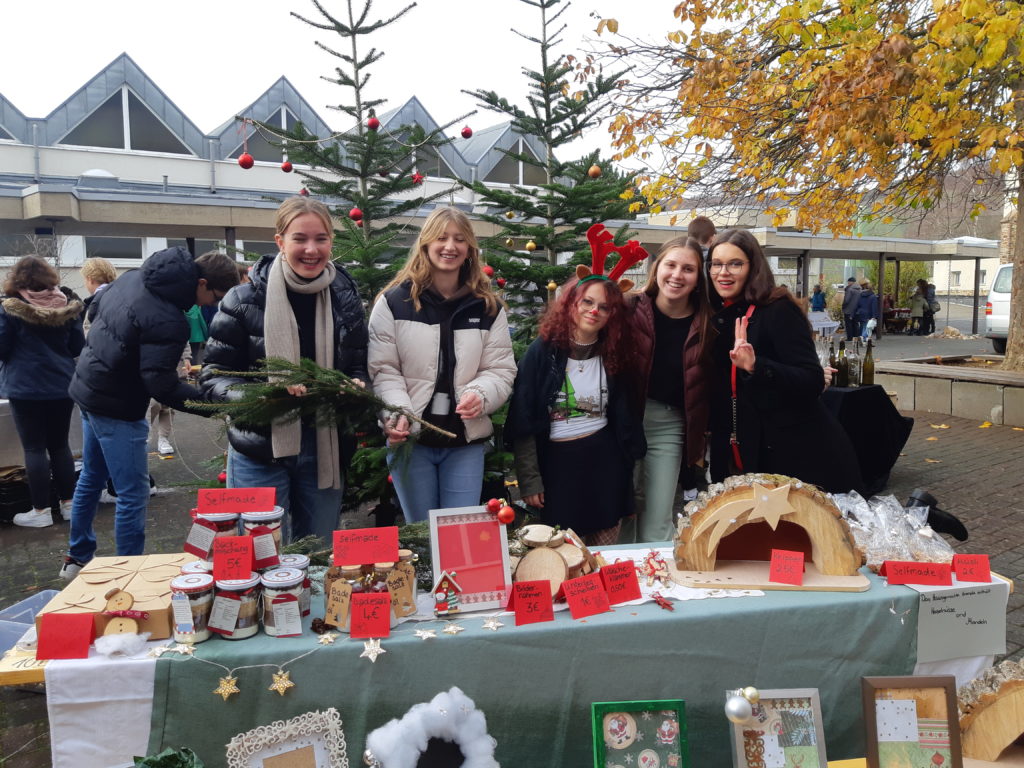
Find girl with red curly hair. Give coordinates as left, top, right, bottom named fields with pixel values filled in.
left=505, top=276, right=646, bottom=544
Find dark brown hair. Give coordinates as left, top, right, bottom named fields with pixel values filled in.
left=3, top=256, right=59, bottom=295
left=686, top=216, right=716, bottom=245
left=708, top=228, right=794, bottom=308
left=195, top=251, right=242, bottom=293
left=641, top=236, right=714, bottom=361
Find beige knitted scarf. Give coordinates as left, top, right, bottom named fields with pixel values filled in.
left=264, top=255, right=341, bottom=489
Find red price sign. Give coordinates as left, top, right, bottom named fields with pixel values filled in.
left=769, top=549, right=806, bottom=586
left=349, top=592, right=392, bottom=639
left=332, top=526, right=399, bottom=566
left=881, top=560, right=953, bottom=586
left=212, top=536, right=253, bottom=581
left=197, top=487, right=276, bottom=514
left=953, top=554, right=991, bottom=583
left=510, top=580, right=555, bottom=626
left=600, top=560, right=642, bottom=605
left=562, top=573, right=611, bottom=619
left=36, top=613, right=95, bottom=660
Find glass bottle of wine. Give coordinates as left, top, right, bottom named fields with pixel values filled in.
left=828, top=340, right=837, bottom=370
left=836, top=340, right=849, bottom=387
left=862, top=339, right=875, bottom=386
left=847, top=338, right=861, bottom=387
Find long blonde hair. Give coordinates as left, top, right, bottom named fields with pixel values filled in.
left=380, top=207, right=499, bottom=315
left=275, top=196, right=334, bottom=241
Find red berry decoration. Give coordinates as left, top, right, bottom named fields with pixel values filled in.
left=485, top=498, right=502, bottom=513
left=378, top=168, right=389, bottom=178
left=367, top=116, right=381, bottom=131
left=281, top=160, right=293, bottom=173
left=412, top=172, right=425, bottom=185
left=237, top=152, right=254, bottom=169
left=497, top=277, right=507, bottom=288
left=482, top=264, right=494, bottom=278
left=461, top=125, right=473, bottom=139
left=300, top=188, right=310, bottom=196
left=349, top=207, right=363, bottom=221
left=217, top=470, right=227, bottom=484
left=497, top=506, right=515, bottom=525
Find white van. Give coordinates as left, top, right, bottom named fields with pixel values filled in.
left=985, top=263, right=1012, bottom=354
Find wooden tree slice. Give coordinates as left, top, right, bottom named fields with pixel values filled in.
left=553, top=542, right=585, bottom=579
left=519, top=524, right=563, bottom=548
left=961, top=678, right=1024, bottom=762
left=514, top=547, right=568, bottom=597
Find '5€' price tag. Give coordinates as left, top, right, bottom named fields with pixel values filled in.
left=212, top=536, right=253, bottom=581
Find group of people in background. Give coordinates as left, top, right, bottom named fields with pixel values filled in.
left=0, top=200, right=866, bottom=570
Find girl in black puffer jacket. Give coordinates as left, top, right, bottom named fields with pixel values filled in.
left=201, top=197, right=368, bottom=544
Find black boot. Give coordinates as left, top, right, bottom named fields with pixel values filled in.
left=906, top=488, right=968, bottom=541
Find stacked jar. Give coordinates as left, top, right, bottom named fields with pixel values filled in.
left=261, top=567, right=305, bottom=637
left=241, top=507, right=285, bottom=568
left=212, top=573, right=261, bottom=640
left=196, top=512, right=240, bottom=563
left=170, top=573, right=215, bottom=644
left=180, top=560, right=213, bottom=576
left=369, top=563, right=399, bottom=628
left=279, top=554, right=311, bottom=616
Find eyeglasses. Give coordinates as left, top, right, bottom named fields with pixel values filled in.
left=577, top=296, right=612, bottom=315
left=709, top=260, right=749, bottom=274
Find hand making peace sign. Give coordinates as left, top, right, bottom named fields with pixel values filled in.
left=730, top=315, right=756, bottom=373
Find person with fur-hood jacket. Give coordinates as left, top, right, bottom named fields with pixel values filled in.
left=0, top=256, right=84, bottom=530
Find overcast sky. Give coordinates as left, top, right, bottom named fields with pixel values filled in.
left=1, top=0, right=674, bottom=158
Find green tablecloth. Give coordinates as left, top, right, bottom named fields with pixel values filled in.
left=148, top=569, right=917, bottom=766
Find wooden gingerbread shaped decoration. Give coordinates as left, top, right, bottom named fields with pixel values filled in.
left=101, top=588, right=148, bottom=635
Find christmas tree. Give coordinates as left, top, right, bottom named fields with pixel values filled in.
left=462, top=0, right=637, bottom=349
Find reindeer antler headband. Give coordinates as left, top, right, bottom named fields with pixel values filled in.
left=576, top=223, right=649, bottom=293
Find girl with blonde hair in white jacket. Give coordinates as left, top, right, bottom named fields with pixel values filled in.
left=368, top=207, right=516, bottom=522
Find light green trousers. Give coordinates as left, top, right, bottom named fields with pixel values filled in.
left=620, top=399, right=685, bottom=544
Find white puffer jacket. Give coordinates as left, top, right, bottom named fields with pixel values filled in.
left=367, top=282, right=516, bottom=441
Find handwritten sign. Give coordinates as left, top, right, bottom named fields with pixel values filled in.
left=769, top=549, right=805, bottom=586
left=197, top=487, right=276, bottom=514
left=600, top=561, right=642, bottom=604
left=387, top=564, right=417, bottom=618
left=511, top=580, right=555, bottom=626
left=37, top=613, right=95, bottom=660
left=324, top=580, right=352, bottom=629
left=953, top=554, right=991, bottom=583
left=349, top=592, right=392, bottom=638
left=333, top=526, right=399, bottom=566
left=562, top=573, right=611, bottom=620
left=914, top=580, right=1009, bottom=662
left=183, top=517, right=218, bottom=559
left=212, top=537, right=253, bottom=581
left=881, top=560, right=952, bottom=586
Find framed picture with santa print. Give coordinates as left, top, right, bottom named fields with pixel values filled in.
left=728, top=688, right=827, bottom=768
left=591, top=699, right=688, bottom=768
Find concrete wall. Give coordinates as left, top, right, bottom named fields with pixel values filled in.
left=875, top=372, right=1024, bottom=426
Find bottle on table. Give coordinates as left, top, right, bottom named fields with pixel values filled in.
left=828, top=340, right=837, bottom=370
left=836, top=340, right=849, bottom=387
left=862, top=339, right=875, bottom=386
left=846, top=338, right=861, bottom=387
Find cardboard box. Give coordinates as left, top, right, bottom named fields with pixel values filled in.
left=35, top=553, right=197, bottom=640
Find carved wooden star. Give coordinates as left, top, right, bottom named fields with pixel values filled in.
left=360, top=639, right=386, bottom=663
left=413, top=629, right=437, bottom=640
left=442, top=622, right=465, bottom=635
left=213, top=676, right=240, bottom=701
left=481, top=617, right=504, bottom=631
left=172, top=643, right=196, bottom=656
left=746, top=483, right=794, bottom=530
left=148, top=645, right=171, bottom=658
left=317, top=632, right=338, bottom=645
left=268, top=670, right=295, bottom=696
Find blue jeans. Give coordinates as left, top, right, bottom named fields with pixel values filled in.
left=388, top=443, right=485, bottom=523
left=227, top=428, right=343, bottom=545
left=69, top=411, right=150, bottom=562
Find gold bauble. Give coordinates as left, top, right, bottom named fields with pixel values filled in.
left=741, top=686, right=760, bottom=704
left=505, top=237, right=514, bottom=247
left=587, top=164, right=603, bottom=179
left=505, top=211, right=516, bottom=220
left=547, top=281, right=558, bottom=291
left=525, top=240, right=537, bottom=252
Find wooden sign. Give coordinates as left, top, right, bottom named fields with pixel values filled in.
left=212, top=537, right=253, bottom=581
left=600, top=560, right=642, bottom=604
left=349, top=593, right=391, bottom=639
left=197, top=487, right=276, bottom=514
left=881, top=560, right=953, bottom=586
left=769, top=549, right=805, bottom=586
left=953, top=554, right=991, bottom=583
left=332, top=527, right=399, bottom=566
left=562, top=573, right=611, bottom=619
left=511, top=580, right=555, bottom=626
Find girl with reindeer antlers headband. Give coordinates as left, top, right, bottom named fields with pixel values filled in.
left=505, top=224, right=648, bottom=545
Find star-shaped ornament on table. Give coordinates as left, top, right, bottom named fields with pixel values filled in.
left=172, top=643, right=196, bottom=656
left=481, top=617, right=504, bottom=632
left=360, top=639, right=386, bottom=663
left=414, top=629, right=437, bottom=640
left=317, top=632, right=338, bottom=645
left=268, top=670, right=295, bottom=696
left=148, top=645, right=172, bottom=658
left=442, top=622, right=465, bottom=635
left=214, top=676, right=240, bottom=701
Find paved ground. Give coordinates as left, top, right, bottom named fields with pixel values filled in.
left=1, top=399, right=1022, bottom=765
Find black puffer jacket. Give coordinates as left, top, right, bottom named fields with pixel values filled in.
left=69, top=246, right=204, bottom=421
left=200, top=254, right=369, bottom=463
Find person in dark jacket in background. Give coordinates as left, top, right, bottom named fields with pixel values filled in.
left=0, top=256, right=85, bottom=529
left=202, top=197, right=368, bottom=544
left=61, top=247, right=239, bottom=579
left=842, top=276, right=862, bottom=340
left=856, top=280, right=880, bottom=341
left=810, top=284, right=827, bottom=313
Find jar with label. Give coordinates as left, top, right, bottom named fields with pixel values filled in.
left=180, top=560, right=213, bottom=576
left=170, top=573, right=214, bottom=644
left=369, top=562, right=395, bottom=593
left=324, top=564, right=364, bottom=633
left=260, top=568, right=305, bottom=637
left=196, top=512, right=240, bottom=562
left=279, top=554, right=311, bottom=616
left=240, top=507, right=285, bottom=553
left=212, top=574, right=261, bottom=640
left=398, top=549, right=419, bottom=602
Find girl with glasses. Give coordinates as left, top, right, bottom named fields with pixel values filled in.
left=707, top=229, right=864, bottom=494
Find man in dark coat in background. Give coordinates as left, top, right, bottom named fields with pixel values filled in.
left=842, top=276, right=862, bottom=341
left=61, top=247, right=239, bottom=578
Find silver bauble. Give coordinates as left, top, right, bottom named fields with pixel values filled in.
left=724, top=694, right=753, bottom=724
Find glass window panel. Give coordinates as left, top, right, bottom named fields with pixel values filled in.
left=241, top=241, right=277, bottom=258
left=228, top=126, right=283, bottom=162
left=127, top=92, right=191, bottom=155
left=60, top=92, right=124, bottom=149
left=522, top=159, right=546, bottom=186
left=85, top=236, right=142, bottom=260
left=167, top=239, right=222, bottom=255
left=0, top=124, right=13, bottom=141
left=485, top=151, right=519, bottom=184
left=285, top=109, right=297, bottom=131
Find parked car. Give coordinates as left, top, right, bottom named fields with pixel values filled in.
left=985, top=263, right=1013, bottom=354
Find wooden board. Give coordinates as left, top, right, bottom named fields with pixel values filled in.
left=668, top=559, right=871, bottom=592
left=0, top=645, right=46, bottom=686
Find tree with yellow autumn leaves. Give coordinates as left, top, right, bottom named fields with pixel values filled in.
left=599, top=0, right=1024, bottom=368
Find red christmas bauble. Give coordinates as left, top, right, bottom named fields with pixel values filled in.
left=238, top=153, right=254, bottom=169
left=387, top=474, right=393, bottom=484
left=412, top=172, right=425, bottom=185
left=349, top=207, right=363, bottom=221
left=497, top=506, right=515, bottom=525
left=485, top=498, right=502, bottom=513
left=367, top=116, right=380, bottom=131
left=356, top=220, right=364, bottom=228
left=482, top=264, right=494, bottom=278
left=217, top=470, right=227, bottom=484
left=299, top=188, right=310, bottom=196
left=497, top=277, right=506, bottom=287
left=281, top=160, right=293, bottom=173
left=378, top=168, right=389, bottom=178
left=461, top=125, right=473, bottom=139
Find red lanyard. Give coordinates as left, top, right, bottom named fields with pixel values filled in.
left=730, top=304, right=756, bottom=471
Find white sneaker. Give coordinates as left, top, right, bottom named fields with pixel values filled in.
left=683, top=488, right=698, bottom=502
left=12, top=508, right=53, bottom=528
left=99, top=490, right=117, bottom=504
left=157, top=438, right=174, bottom=456
left=59, top=500, right=73, bottom=521
left=60, top=555, right=86, bottom=581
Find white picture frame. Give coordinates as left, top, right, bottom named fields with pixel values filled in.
left=225, top=708, right=349, bottom=768
left=729, top=688, right=828, bottom=768
left=428, top=505, right=512, bottom=612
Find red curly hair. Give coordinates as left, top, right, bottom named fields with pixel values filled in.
left=538, top=277, right=632, bottom=375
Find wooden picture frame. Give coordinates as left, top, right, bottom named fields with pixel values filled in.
left=862, top=675, right=962, bottom=768
left=225, top=708, right=348, bottom=768
left=428, top=505, right=511, bottom=612
left=592, top=699, right=688, bottom=768
left=728, top=688, right=828, bottom=768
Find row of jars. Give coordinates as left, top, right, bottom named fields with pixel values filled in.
left=193, top=507, right=285, bottom=562
left=169, top=554, right=310, bottom=643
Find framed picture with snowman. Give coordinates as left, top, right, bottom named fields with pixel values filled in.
left=592, top=699, right=688, bottom=768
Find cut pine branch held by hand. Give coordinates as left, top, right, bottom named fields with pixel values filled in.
left=186, top=357, right=455, bottom=440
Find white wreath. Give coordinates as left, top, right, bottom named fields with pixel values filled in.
left=364, top=687, right=498, bottom=768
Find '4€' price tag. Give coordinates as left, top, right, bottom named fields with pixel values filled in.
left=212, top=536, right=253, bottom=581
left=349, top=592, right=392, bottom=639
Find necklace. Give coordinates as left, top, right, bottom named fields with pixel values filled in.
left=571, top=336, right=597, bottom=347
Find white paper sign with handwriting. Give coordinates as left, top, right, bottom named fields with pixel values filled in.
left=910, top=576, right=1008, bottom=663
